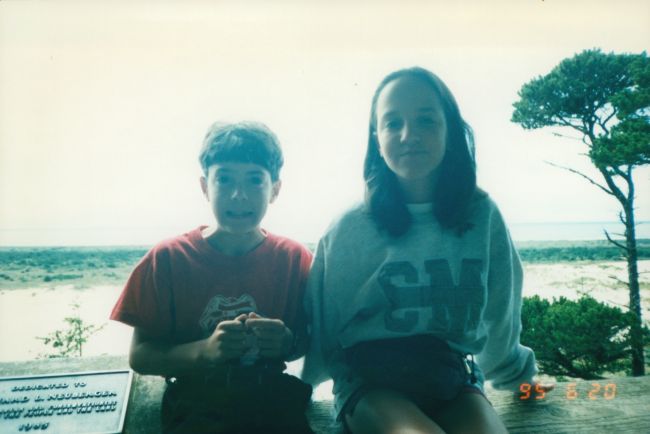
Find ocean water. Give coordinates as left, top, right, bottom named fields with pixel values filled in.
left=0, top=221, right=649, bottom=246
left=509, top=221, right=650, bottom=242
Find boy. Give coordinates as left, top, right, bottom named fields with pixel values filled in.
left=110, top=122, right=314, bottom=433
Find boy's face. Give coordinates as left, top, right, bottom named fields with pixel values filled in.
left=200, top=162, right=280, bottom=235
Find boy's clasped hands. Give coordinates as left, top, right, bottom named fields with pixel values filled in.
left=202, top=312, right=293, bottom=365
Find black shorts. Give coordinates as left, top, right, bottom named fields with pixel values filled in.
left=339, top=335, right=490, bottom=428
left=161, top=367, right=314, bottom=434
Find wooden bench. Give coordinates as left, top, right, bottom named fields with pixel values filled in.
left=1, top=355, right=648, bottom=433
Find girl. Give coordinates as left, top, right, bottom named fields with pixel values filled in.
left=302, top=67, right=551, bottom=434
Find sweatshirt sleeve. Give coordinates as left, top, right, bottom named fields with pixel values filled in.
left=475, top=206, right=538, bottom=391
left=301, top=239, right=330, bottom=386
left=301, top=238, right=364, bottom=416
left=301, top=239, right=359, bottom=384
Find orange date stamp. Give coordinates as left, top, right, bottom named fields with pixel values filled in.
left=519, top=382, right=617, bottom=400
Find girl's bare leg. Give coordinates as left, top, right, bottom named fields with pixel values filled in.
left=345, top=388, right=445, bottom=434
left=434, top=392, right=508, bottom=434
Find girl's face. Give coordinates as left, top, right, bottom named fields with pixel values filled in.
left=374, top=76, right=447, bottom=190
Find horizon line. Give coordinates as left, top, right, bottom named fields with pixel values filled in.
left=0, top=220, right=648, bottom=231
left=2, top=238, right=650, bottom=250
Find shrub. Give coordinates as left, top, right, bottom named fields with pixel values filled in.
left=37, top=302, right=105, bottom=358
left=521, top=295, right=640, bottom=379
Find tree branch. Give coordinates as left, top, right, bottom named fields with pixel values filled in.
left=597, top=121, right=610, bottom=136
left=595, top=107, right=617, bottom=136
left=626, top=166, right=635, bottom=211
left=604, top=229, right=628, bottom=253
left=554, top=115, right=588, bottom=136
left=611, top=165, right=627, bottom=179
left=597, top=167, right=628, bottom=205
left=604, top=298, right=629, bottom=310
left=601, top=108, right=618, bottom=130
left=607, top=274, right=629, bottom=288
left=545, top=161, right=614, bottom=196
left=551, top=131, right=584, bottom=141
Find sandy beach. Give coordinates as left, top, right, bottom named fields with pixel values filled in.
left=0, top=285, right=130, bottom=362
left=1, top=260, right=648, bottom=364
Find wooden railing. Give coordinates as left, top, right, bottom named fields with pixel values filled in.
left=1, top=356, right=648, bottom=433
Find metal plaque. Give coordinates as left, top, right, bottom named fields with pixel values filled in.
left=0, top=369, right=132, bottom=434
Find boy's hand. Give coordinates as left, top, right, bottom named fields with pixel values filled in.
left=245, top=312, right=293, bottom=359
left=202, top=313, right=250, bottom=364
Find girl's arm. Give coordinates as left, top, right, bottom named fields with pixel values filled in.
left=301, top=238, right=365, bottom=403
left=301, top=239, right=330, bottom=386
left=283, top=244, right=314, bottom=361
left=475, top=205, right=539, bottom=392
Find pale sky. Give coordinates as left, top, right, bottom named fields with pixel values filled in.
left=1, top=0, right=649, bottom=246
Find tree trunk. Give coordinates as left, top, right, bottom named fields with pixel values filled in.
left=601, top=167, right=645, bottom=376
left=623, top=194, right=645, bottom=376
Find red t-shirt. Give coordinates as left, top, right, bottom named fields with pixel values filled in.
left=110, top=227, right=312, bottom=344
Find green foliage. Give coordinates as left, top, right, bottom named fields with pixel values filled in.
left=512, top=48, right=649, bottom=170
left=592, top=52, right=650, bottom=167
left=517, top=239, right=650, bottom=262
left=0, top=246, right=148, bottom=289
left=610, top=55, right=650, bottom=118
left=37, top=302, right=105, bottom=358
left=521, top=295, right=643, bottom=379
left=43, top=273, right=84, bottom=282
left=591, top=117, right=650, bottom=167
left=512, top=49, right=635, bottom=127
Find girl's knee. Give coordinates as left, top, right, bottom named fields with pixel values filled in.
left=345, top=389, right=445, bottom=434
left=434, top=393, right=508, bottom=434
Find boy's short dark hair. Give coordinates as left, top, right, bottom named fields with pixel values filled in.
left=199, top=121, right=284, bottom=181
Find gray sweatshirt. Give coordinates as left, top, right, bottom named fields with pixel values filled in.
left=301, top=193, right=538, bottom=414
